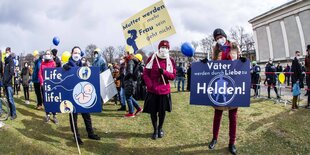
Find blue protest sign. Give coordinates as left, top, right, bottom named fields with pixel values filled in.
left=190, top=60, right=250, bottom=107
left=43, top=67, right=102, bottom=113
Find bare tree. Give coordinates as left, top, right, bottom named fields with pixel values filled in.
left=103, top=46, right=117, bottom=64
left=230, top=26, right=247, bottom=51
left=85, top=44, right=97, bottom=63
left=200, top=34, right=213, bottom=59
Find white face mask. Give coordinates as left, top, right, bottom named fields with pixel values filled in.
left=44, top=55, right=52, bottom=60
left=72, top=54, right=81, bottom=61
left=81, top=60, right=86, bottom=64
left=95, top=54, right=98, bottom=58
left=217, top=38, right=226, bottom=46
left=5, top=53, right=10, bottom=58
left=25, top=64, right=28, bottom=68
left=158, top=47, right=169, bottom=58
left=297, top=55, right=302, bottom=59
left=120, top=59, right=125, bottom=64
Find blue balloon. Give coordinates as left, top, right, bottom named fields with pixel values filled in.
left=53, top=37, right=60, bottom=46
left=181, top=42, right=195, bottom=57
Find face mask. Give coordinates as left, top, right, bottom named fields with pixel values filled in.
left=72, top=54, right=81, bottom=61
left=120, top=60, right=125, bottom=64
left=217, top=38, right=226, bottom=46
left=95, top=54, right=98, bottom=58
left=44, top=55, right=52, bottom=60
left=25, top=64, right=28, bottom=68
left=158, top=47, right=169, bottom=58
left=297, top=56, right=302, bottom=59
left=81, top=60, right=86, bottom=64
left=5, top=53, right=10, bottom=58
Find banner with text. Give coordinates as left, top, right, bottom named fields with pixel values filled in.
left=190, top=60, right=251, bottom=107
left=43, top=67, right=102, bottom=113
left=122, top=0, right=176, bottom=53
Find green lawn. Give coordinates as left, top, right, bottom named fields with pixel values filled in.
left=1, top=89, right=310, bottom=155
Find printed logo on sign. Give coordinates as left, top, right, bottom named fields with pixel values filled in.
left=208, top=74, right=236, bottom=106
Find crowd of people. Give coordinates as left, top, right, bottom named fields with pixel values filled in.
left=250, top=45, right=310, bottom=110
left=1, top=27, right=309, bottom=154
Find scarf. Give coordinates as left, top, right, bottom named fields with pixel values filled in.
left=145, top=53, right=173, bottom=73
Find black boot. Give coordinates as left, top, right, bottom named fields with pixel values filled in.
left=208, top=138, right=217, bottom=150
left=229, top=144, right=237, bottom=155
left=152, top=130, right=158, bottom=140
left=74, top=136, right=84, bottom=145
left=158, top=128, right=164, bottom=138
left=88, top=134, right=101, bottom=140
left=117, top=106, right=126, bottom=111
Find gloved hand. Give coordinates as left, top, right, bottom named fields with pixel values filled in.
left=159, top=68, right=164, bottom=74
left=200, top=58, right=208, bottom=63
left=239, top=57, right=247, bottom=63
left=63, top=64, right=71, bottom=71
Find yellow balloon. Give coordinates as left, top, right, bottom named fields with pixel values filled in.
left=1, top=52, right=5, bottom=62
left=61, top=51, right=71, bottom=63
left=279, top=73, right=285, bottom=84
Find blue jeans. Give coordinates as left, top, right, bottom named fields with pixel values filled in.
left=5, top=86, right=16, bottom=117
left=126, top=96, right=140, bottom=114
left=120, top=87, right=126, bottom=106
left=177, top=77, right=185, bottom=91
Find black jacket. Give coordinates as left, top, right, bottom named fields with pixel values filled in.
left=291, top=57, right=302, bottom=84
left=265, top=63, right=276, bottom=83
left=54, top=56, right=62, bottom=67
left=124, top=58, right=138, bottom=98
left=3, top=55, right=15, bottom=87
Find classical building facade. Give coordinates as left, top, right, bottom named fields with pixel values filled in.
left=249, top=0, right=310, bottom=63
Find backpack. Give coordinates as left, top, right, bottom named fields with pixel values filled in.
left=293, top=82, right=301, bottom=96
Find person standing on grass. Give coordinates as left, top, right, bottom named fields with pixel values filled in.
left=33, top=51, right=44, bottom=110
left=304, top=45, right=310, bottom=108
left=201, top=28, right=247, bottom=155
left=186, top=63, right=192, bottom=91
left=63, top=46, right=100, bottom=145
left=143, top=40, right=176, bottom=140
left=123, top=50, right=143, bottom=118
left=38, top=50, right=58, bottom=124
left=117, top=57, right=127, bottom=111
left=3, top=47, right=17, bottom=120
left=291, top=51, right=303, bottom=110
left=21, top=62, right=31, bottom=104
left=176, top=62, right=185, bottom=92
left=264, top=59, right=280, bottom=99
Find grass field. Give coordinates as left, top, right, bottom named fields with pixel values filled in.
left=1, top=88, right=310, bottom=155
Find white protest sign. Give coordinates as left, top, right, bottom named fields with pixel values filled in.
left=100, top=69, right=118, bottom=103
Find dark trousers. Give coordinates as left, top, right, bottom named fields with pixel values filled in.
left=14, top=84, right=19, bottom=95
left=286, top=76, right=290, bottom=86
left=212, top=108, right=238, bottom=145
left=150, top=110, right=166, bottom=132
left=267, top=82, right=279, bottom=98
left=23, top=86, right=29, bottom=100
left=34, top=82, right=43, bottom=106
left=292, top=96, right=299, bottom=109
left=69, top=113, right=94, bottom=138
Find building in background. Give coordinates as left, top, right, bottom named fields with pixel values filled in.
left=249, top=0, right=310, bottom=64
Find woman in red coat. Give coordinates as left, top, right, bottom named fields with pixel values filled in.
left=205, top=28, right=247, bottom=155
left=143, top=40, right=176, bottom=140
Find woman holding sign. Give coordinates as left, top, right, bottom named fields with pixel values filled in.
left=203, top=28, right=247, bottom=155
left=63, top=46, right=100, bottom=145
left=143, top=40, right=176, bottom=140
left=38, top=50, right=58, bottom=124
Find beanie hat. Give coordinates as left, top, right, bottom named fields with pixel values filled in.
left=213, top=28, right=227, bottom=39
left=51, top=49, right=58, bottom=56
left=158, top=40, right=170, bottom=50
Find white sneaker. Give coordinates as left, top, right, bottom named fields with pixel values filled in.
left=25, top=100, right=30, bottom=104
left=0, top=122, right=5, bottom=128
